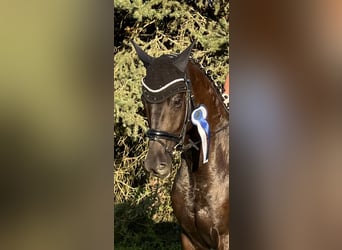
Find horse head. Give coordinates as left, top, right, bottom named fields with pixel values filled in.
left=132, top=41, right=195, bottom=178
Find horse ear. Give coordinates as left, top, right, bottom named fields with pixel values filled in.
left=173, top=41, right=196, bottom=72
left=131, top=40, right=154, bottom=68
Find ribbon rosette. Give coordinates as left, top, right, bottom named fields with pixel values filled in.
left=191, top=105, right=210, bottom=164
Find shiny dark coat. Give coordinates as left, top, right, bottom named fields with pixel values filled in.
left=133, top=41, right=229, bottom=250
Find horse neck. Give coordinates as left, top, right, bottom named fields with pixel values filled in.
left=187, top=62, right=229, bottom=132
left=183, top=63, right=229, bottom=172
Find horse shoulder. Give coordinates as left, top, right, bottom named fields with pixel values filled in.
left=171, top=161, right=195, bottom=225
left=193, top=164, right=229, bottom=240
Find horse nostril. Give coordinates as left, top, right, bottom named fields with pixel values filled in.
left=157, top=162, right=168, bottom=170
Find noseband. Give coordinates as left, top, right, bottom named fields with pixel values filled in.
left=143, top=76, right=196, bottom=156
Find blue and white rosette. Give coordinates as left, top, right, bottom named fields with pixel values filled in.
left=191, top=105, right=210, bottom=164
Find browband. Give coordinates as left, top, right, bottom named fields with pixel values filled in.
left=141, top=78, right=185, bottom=93
left=142, top=76, right=188, bottom=103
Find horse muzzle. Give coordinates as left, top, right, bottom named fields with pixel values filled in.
left=144, top=161, right=171, bottom=179
left=144, top=141, right=172, bottom=178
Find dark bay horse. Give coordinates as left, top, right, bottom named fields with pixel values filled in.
left=132, top=41, right=229, bottom=250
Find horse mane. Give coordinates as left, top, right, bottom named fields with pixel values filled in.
left=164, top=53, right=229, bottom=112
left=189, top=57, right=229, bottom=112
left=190, top=57, right=224, bottom=90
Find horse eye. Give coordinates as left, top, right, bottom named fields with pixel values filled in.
left=171, top=96, right=183, bottom=108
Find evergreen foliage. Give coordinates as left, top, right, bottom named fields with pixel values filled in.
left=114, top=1, right=229, bottom=249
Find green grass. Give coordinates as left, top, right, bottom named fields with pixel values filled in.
left=114, top=198, right=182, bottom=249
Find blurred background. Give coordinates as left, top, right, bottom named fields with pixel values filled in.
left=0, top=1, right=113, bottom=249
left=231, top=0, right=342, bottom=249
left=114, top=0, right=229, bottom=249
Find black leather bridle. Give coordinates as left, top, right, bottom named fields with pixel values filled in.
left=143, top=76, right=198, bottom=156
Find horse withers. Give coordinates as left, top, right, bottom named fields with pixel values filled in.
left=132, top=41, right=229, bottom=250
